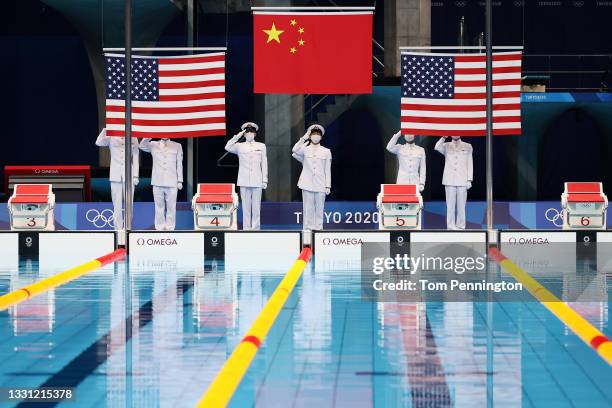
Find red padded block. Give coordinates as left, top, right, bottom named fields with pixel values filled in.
left=382, top=195, right=420, bottom=203
left=196, top=194, right=233, bottom=204
left=14, top=184, right=50, bottom=195
left=567, top=193, right=605, bottom=203
left=382, top=184, right=417, bottom=195
left=298, top=247, right=313, bottom=262
left=566, top=182, right=602, bottom=194
left=198, top=183, right=233, bottom=194
left=10, top=195, right=49, bottom=204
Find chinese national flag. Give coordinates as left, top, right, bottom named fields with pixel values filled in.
left=253, top=11, right=373, bottom=94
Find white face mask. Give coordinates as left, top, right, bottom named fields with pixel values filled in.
left=404, top=134, right=415, bottom=143
left=310, top=134, right=322, bottom=144
left=245, top=132, right=256, bottom=142
left=452, top=136, right=460, bottom=141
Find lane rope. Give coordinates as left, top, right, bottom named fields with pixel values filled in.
left=0, top=249, right=127, bottom=312
left=489, top=247, right=611, bottom=366
left=196, top=247, right=313, bottom=408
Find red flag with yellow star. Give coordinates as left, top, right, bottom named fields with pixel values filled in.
left=253, top=10, right=373, bottom=94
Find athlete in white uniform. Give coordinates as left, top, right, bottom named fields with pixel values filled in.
left=434, top=136, right=473, bottom=230
left=225, top=122, right=268, bottom=230
left=139, top=138, right=183, bottom=231
left=292, top=124, right=332, bottom=231
left=386, top=131, right=426, bottom=191
left=95, top=128, right=139, bottom=230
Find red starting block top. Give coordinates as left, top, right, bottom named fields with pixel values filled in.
left=196, top=194, right=234, bottom=204
left=565, top=182, right=602, bottom=194
left=14, top=184, right=51, bottom=196
left=10, top=195, right=49, bottom=204
left=566, top=194, right=605, bottom=203
left=198, top=183, right=233, bottom=195
left=382, top=195, right=420, bottom=204
left=382, top=184, right=417, bottom=195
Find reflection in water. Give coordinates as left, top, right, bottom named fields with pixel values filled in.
left=0, top=255, right=610, bottom=407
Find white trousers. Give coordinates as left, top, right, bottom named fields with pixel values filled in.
left=153, top=186, right=178, bottom=231
left=302, top=190, right=326, bottom=231
left=445, top=186, right=467, bottom=230
left=240, top=187, right=262, bottom=230
left=110, top=181, right=134, bottom=230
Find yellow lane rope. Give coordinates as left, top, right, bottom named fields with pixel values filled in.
left=489, top=247, right=611, bottom=365
left=0, top=249, right=127, bottom=311
left=196, top=247, right=313, bottom=408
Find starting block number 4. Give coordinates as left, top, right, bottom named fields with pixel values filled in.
left=201, top=216, right=232, bottom=228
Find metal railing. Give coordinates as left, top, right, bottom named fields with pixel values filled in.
left=372, top=38, right=385, bottom=77
left=522, top=54, right=612, bottom=91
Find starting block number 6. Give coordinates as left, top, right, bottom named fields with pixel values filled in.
left=581, top=217, right=590, bottom=226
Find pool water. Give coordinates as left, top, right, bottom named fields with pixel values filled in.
left=0, top=257, right=610, bottom=408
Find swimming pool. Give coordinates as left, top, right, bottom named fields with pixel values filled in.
left=0, top=254, right=610, bottom=407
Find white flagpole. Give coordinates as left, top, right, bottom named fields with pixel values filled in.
left=485, top=0, right=494, bottom=232
left=123, top=0, right=133, bottom=238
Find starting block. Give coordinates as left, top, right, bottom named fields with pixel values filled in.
left=192, top=183, right=239, bottom=230
left=561, top=182, right=608, bottom=230
left=8, top=184, right=55, bottom=231
left=376, top=184, right=423, bottom=230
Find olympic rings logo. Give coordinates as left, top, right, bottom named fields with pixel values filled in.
left=544, top=208, right=565, bottom=227
left=86, top=209, right=117, bottom=228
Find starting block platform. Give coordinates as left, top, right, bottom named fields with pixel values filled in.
left=0, top=231, right=116, bottom=270
left=498, top=230, right=612, bottom=301
left=128, top=230, right=302, bottom=269
left=2, top=229, right=612, bottom=274
left=313, top=230, right=488, bottom=270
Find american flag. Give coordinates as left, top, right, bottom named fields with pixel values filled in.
left=105, top=53, right=226, bottom=138
left=401, top=51, right=522, bottom=136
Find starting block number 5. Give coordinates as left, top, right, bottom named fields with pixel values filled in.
left=395, top=217, right=407, bottom=227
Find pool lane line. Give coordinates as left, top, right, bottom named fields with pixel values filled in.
left=197, top=247, right=313, bottom=408
left=0, top=249, right=126, bottom=312
left=489, top=247, right=612, bottom=366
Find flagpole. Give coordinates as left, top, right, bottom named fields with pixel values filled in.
left=102, top=47, right=227, bottom=52
left=398, top=46, right=522, bottom=51
left=124, top=0, right=133, bottom=239
left=485, top=0, right=494, bottom=232
left=250, top=6, right=375, bottom=10
left=186, top=0, right=198, bottom=200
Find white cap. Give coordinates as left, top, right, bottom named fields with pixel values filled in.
left=241, top=122, right=259, bottom=131
left=307, top=124, right=325, bottom=136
